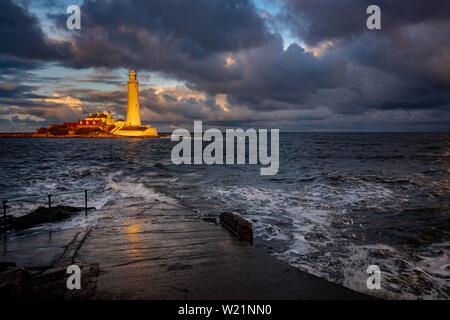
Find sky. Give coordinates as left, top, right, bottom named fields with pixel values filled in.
left=0, top=0, right=449, bottom=132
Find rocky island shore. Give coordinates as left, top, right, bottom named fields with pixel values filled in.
left=0, top=132, right=171, bottom=139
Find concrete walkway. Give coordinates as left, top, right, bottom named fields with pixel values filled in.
left=1, top=202, right=371, bottom=300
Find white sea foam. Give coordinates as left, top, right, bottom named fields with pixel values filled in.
left=105, top=172, right=178, bottom=205
left=209, top=181, right=439, bottom=299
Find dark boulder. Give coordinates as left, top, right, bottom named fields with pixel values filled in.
left=0, top=262, right=34, bottom=299
left=10, top=206, right=83, bottom=230
left=220, top=212, right=253, bottom=244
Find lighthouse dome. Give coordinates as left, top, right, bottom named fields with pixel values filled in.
left=129, top=69, right=137, bottom=81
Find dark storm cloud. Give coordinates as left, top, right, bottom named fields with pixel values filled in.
left=1, top=0, right=449, bottom=131
left=285, top=0, right=450, bottom=45
left=196, top=38, right=346, bottom=107
left=285, top=0, right=450, bottom=90
left=48, top=0, right=272, bottom=71
left=63, top=0, right=269, bottom=53
left=52, top=0, right=450, bottom=115
left=0, top=83, right=37, bottom=99
left=40, top=0, right=347, bottom=110
left=70, top=72, right=123, bottom=86
left=0, top=0, right=67, bottom=61
left=0, top=56, right=39, bottom=72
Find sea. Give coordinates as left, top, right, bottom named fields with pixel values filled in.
left=0, top=133, right=449, bottom=299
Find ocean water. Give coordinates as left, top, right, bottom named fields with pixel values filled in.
left=0, top=133, right=449, bottom=299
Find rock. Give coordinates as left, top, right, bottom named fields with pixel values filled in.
left=220, top=212, right=253, bottom=244
left=0, top=262, right=16, bottom=271
left=201, top=216, right=218, bottom=224
left=32, top=266, right=68, bottom=300
left=0, top=263, right=34, bottom=299
left=11, top=206, right=84, bottom=230
left=32, top=264, right=100, bottom=300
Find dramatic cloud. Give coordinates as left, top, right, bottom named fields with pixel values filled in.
left=53, top=0, right=346, bottom=106
left=0, top=0, right=67, bottom=61
left=50, top=0, right=270, bottom=68
left=285, top=0, right=450, bottom=89
left=0, top=0, right=449, bottom=131
left=285, top=0, right=450, bottom=45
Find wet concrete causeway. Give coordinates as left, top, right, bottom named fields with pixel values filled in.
left=1, top=202, right=370, bottom=299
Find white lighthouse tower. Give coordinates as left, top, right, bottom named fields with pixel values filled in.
left=126, top=69, right=142, bottom=127
left=112, top=70, right=158, bottom=137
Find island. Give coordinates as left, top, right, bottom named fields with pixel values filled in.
left=0, top=70, right=163, bottom=139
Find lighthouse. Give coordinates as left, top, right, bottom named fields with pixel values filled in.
left=112, top=69, right=158, bottom=137
left=126, top=69, right=142, bottom=126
